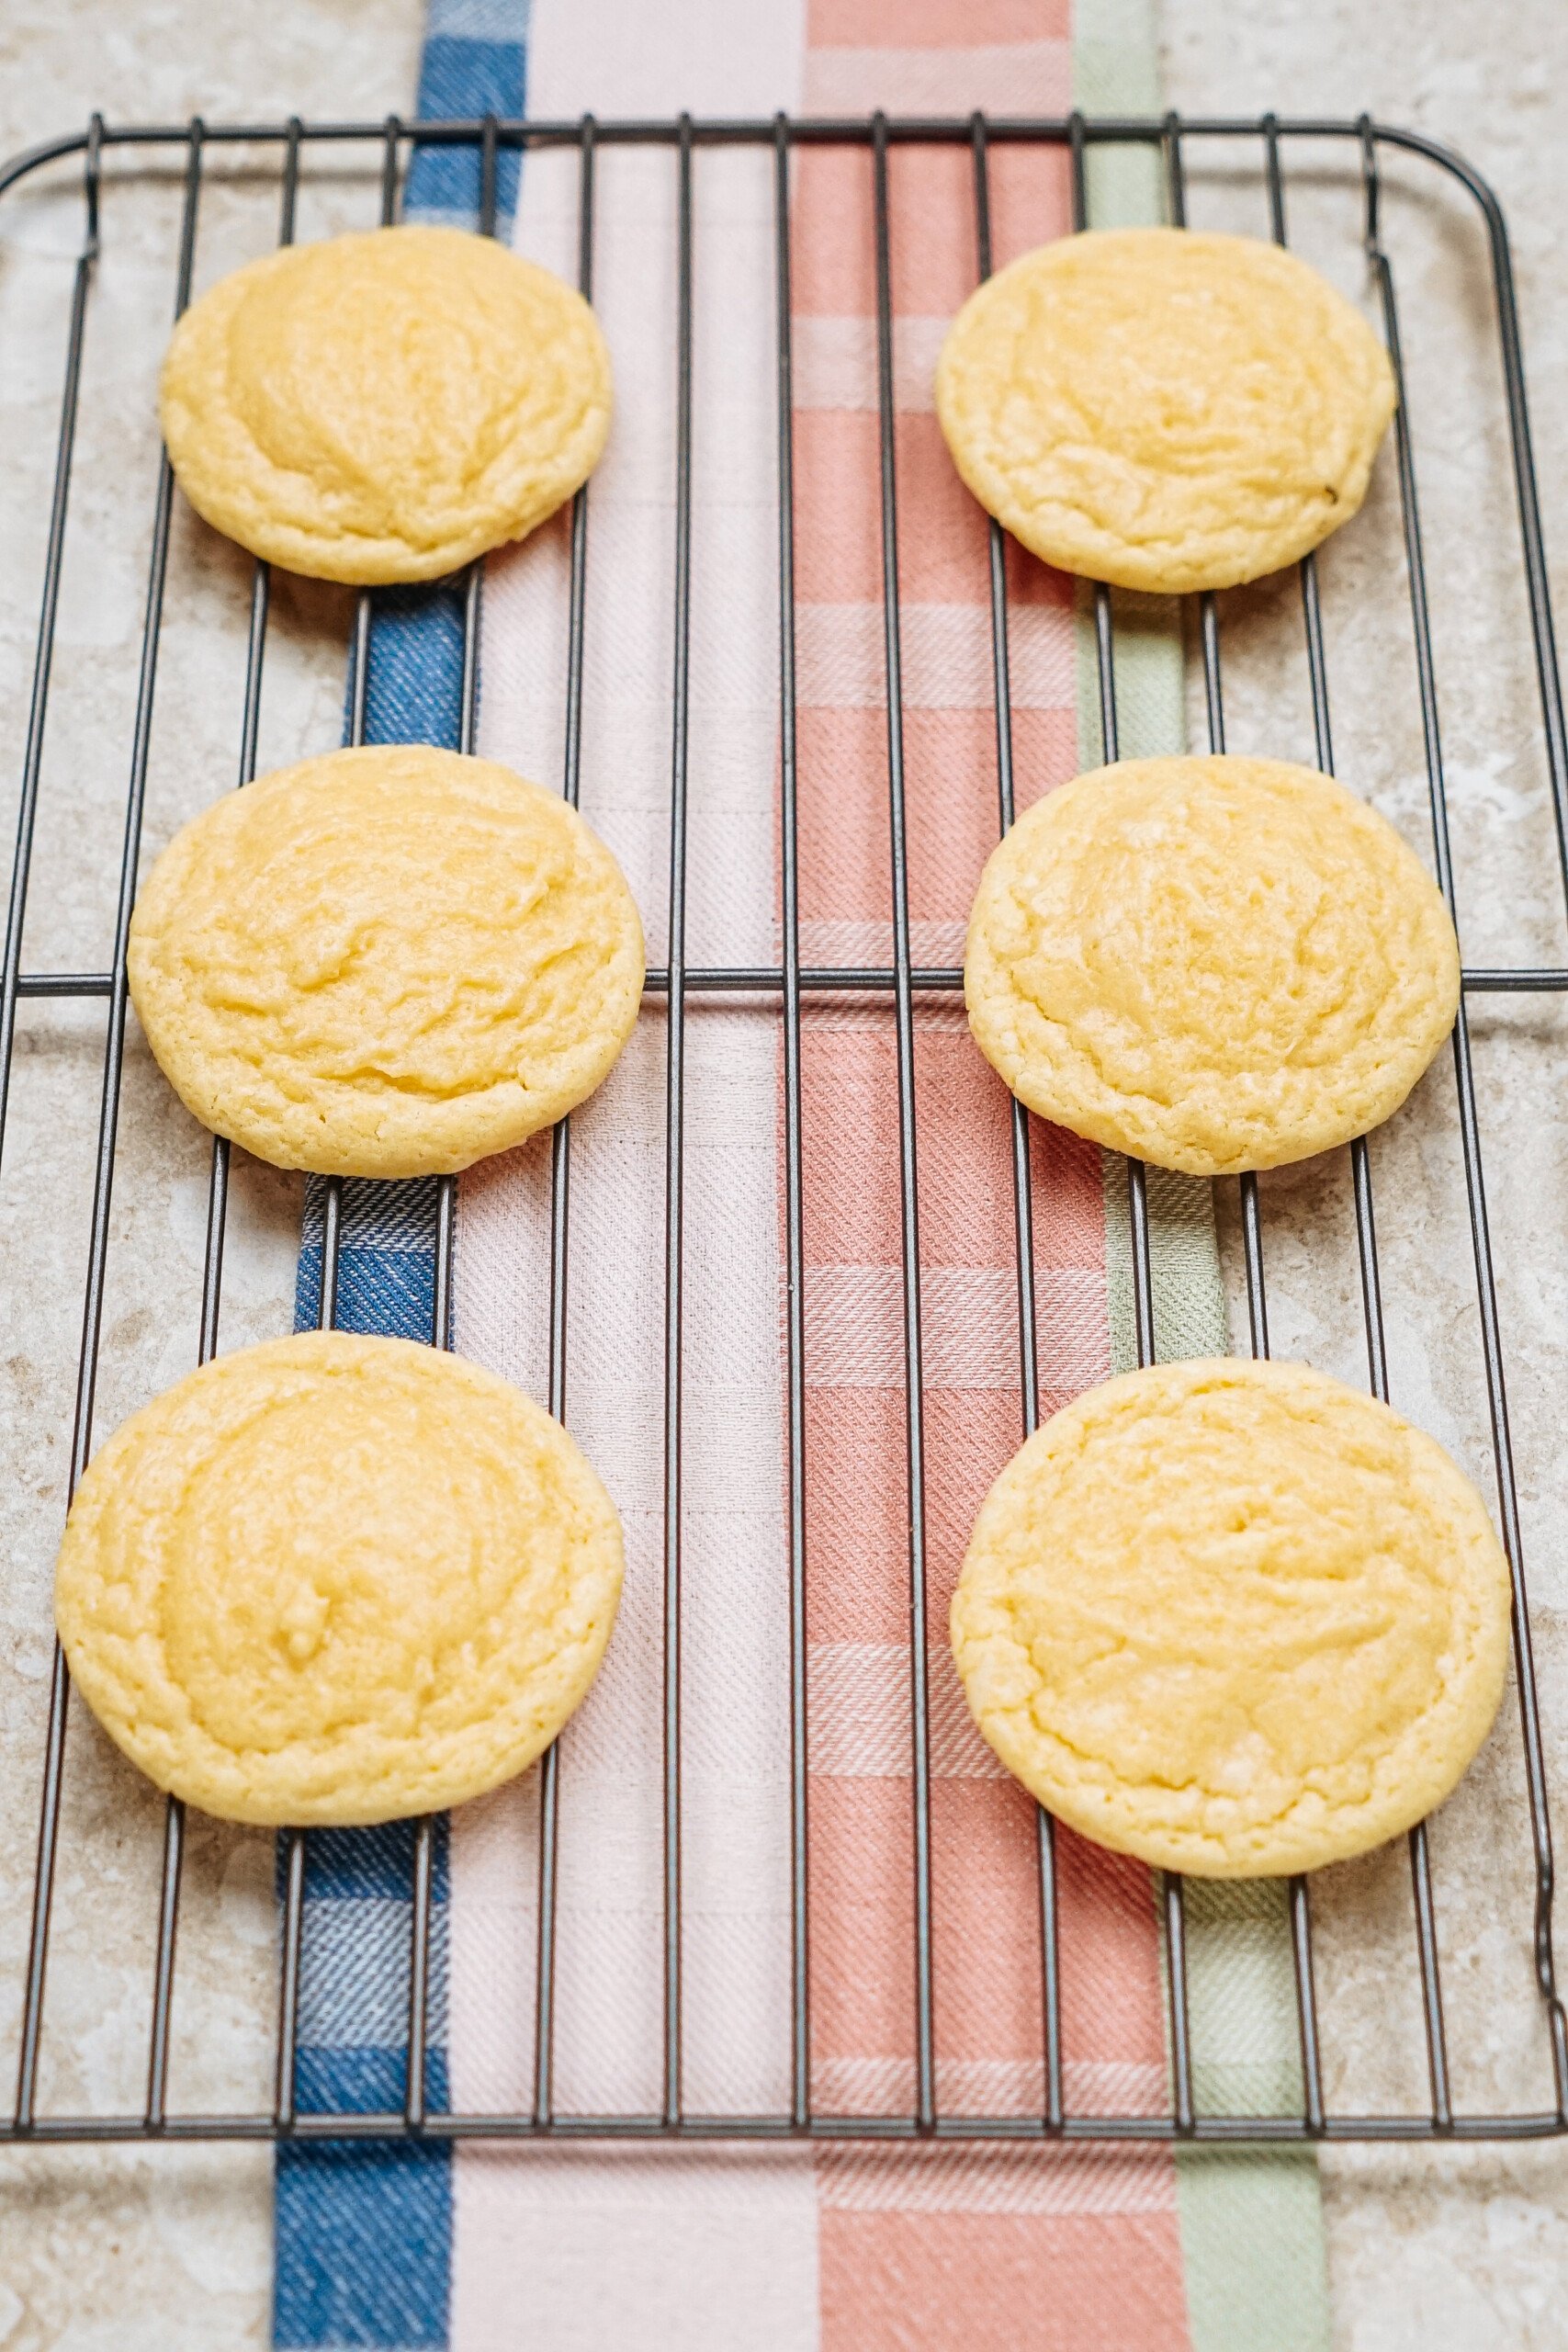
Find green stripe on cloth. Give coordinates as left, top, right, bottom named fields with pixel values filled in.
left=1071, top=2, right=1332, bottom=2345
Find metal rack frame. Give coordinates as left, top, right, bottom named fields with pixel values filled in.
left=0, top=107, right=1563, bottom=2148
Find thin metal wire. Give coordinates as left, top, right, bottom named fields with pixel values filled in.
left=2, top=957, right=1559, bottom=1001
left=1190, top=179, right=1326, bottom=2131
left=402, top=1157, right=454, bottom=2129
left=1089, top=115, right=1190, bottom=2138
left=1086, top=579, right=1163, bottom=1382
left=660, top=110, right=695, bottom=2130
left=1162, top=110, right=1186, bottom=227
left=1288, top=1877, right=1326, bottom=2137
left=1092, top=585, right=1118, bottom=763
left=535, top=109, right=598, bottom=2134
left=401, top=113, right=500, bottom=2142
left=872, top=108, right=936, bottom=2134
left=149, top=122, right=304, bottom=2134
left=4, top=2101, right=1568, bottom=2144
left=1260, top=124, right=1339, bottom=797
left=196, top=546, right=276, bottom=1370
left=1164, top=1873, right=1194, bottom=2136
left=1260, top=125, right=1328, bottom=2139
left=143, top=1803, right=185, bottom=2130
left=380, top=113, right=401, bottom=224
left=317, top=1179, right=343, bottom=1330
left=3, top=114, right=102, bottom=2118
left=276, top=1079, right=345, bottom=2132
left=406, top=1817, right=435, bottom=2132
left=15, top=119, right=206, bottom=2135
left=13, top=113, right=1568, bottom=168
left=479, top=110, right=498, bottom=239
left=275, top=1831, right=307, bottom=2130
left=346, top=593, right=373, bottom=752
left=1200, top=595, right=1224, bottom=753
left=773, top=108, right=813, bottom=2132
left=1350, top=1124, right=1454, bottom=2124
left=1359, top=114, right=1566, bottom=2117
left=1351, top=123, right=1457, bottom=2129
left=325, top=175, right=380, bottom=1336
left=971, top=107, right=1063, bottom=2135
left=0, top=114, right=99, bottom=1176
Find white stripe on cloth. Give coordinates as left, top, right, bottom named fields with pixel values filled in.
left=796, top=600, right=1076, bottom=710
left=295, top=1896, right=451, bottom=2049
left=805, top=1641, right=1008, bottom=1781
left=804, top=1261, right=1109, bottom=1392
left=450, top=5, right=817, bottom=2342
left=791, top=315, right=948, bottom=415
left=795, top=915, right=967, bottom=967
left=453, top=2151, right=819, bottom=2352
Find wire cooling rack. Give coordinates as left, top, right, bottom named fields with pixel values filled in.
left=0, top=107, right=1564, bottom=2150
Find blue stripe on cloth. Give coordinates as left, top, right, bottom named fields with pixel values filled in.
left=292, top=2047, right=454, bottom=2116
left=295, top=1239, right=436, bottom=1346
left=273, top=12, right=525, bottom=2340
left=276, top=1828, right=454, bottom=2347
left=351, top=582, right=470, bottom=751
left=290, top=1825, right=454, bottom=1906
left=276, top=2124, right=451, bottom=2350
left=405, top=36, right=525, bottom=226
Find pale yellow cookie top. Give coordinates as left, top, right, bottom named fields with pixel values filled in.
left=951, top=1358, right=1511, bottom=1879
left=128, top=743, right=644, bottom=1179
left=159, top=225, right=612, bottom=583
left=935, top=227, right=1396, bottom=594
left=964, top=754, right=1459, bottom=1176
left=56, top=1333, right=623, bottom=1826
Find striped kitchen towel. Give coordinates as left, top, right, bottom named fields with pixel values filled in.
left=273, top=0, right=1332, bottom=2346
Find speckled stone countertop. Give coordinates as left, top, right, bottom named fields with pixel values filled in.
left=0, top=4, right=1563, bottom=2346
left=1162, top=11, right=1568, bottom=2346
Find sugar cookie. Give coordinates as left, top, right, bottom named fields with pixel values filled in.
left=160, top=225, right=611, bottom=582
left=56, top=1333, right=623, bottom=1827
left=129, top=744, right=644, bottom=1179
left=951, top=1358, right=1511, bottom=1878
left=935, top=228, right=1395, bottom=594
left=964, top=754, right=1459, bottom=1175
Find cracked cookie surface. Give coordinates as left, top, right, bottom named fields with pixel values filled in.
left=950, top=1359, right=1510, bottom=1878
left=935, top=227, right=1395, bottom=594
left=160, top=224, right=612, bottom=583
left=129, top=742, right=644, bottom=1178
left=56, top=1332, right=625, bottom=1826
left=964, top=754, right=1459, bottom=1176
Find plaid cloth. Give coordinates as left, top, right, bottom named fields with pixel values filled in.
left=272, top=2, right=1332, bottom=2346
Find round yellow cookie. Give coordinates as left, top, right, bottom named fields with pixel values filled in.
left=964, top=754, right=1459, bottom=1176
left=935, top=227, right=1396, bottom=593
left=56, top=1332, right=624, bottom=1826
left=951, top=1359, right=1511, bottom=1879
left=129, top=743, right=644, bottom=1179
left=160, top=225, right=612, bottom=583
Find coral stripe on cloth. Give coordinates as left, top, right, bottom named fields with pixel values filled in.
left=272, top=0, right=1333, bottom=2346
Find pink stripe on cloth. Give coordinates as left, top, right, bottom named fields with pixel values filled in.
left=791, top=0, right=1193, bottom=2340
